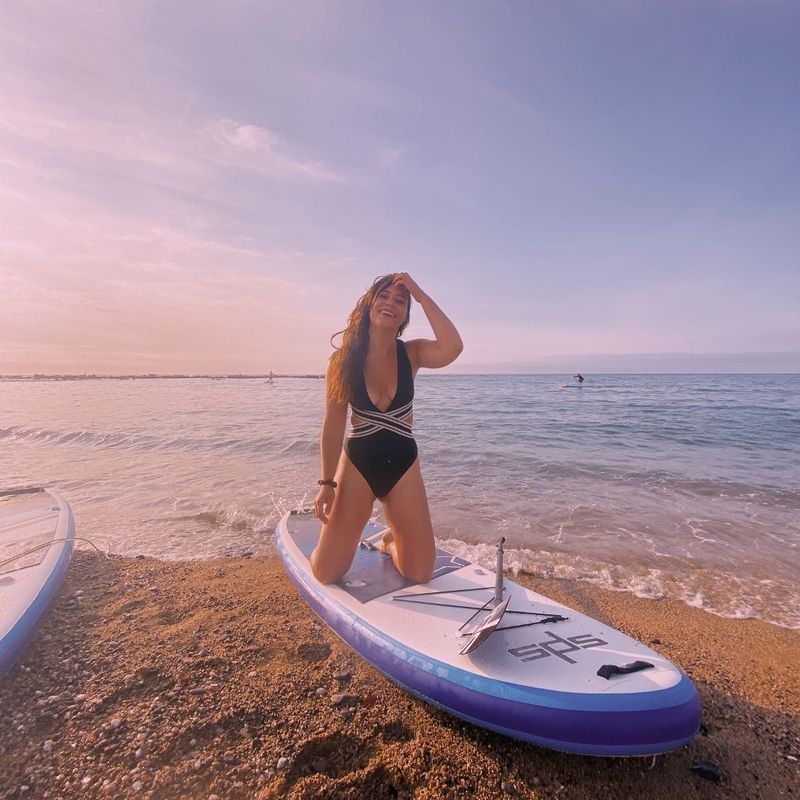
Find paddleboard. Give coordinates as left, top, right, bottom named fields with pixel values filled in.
left=0, top=487, right=75, bottom=676
left=276, top=511, right=701, bottom=756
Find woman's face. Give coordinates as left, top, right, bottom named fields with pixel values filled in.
left=369, top=282, right=409, bottom=332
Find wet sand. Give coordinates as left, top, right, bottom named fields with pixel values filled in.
left=0, top=551, right=797, bottom=799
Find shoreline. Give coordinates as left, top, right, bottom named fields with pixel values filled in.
left=0, top=553, right=797, bottom=799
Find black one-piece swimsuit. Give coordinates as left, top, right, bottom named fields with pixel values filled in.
left=344, top=340, right=417, bottom=499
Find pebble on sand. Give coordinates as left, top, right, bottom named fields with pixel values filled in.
left=331, top=693, right=359, bottom=707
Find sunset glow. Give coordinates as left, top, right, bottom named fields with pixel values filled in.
left=2, top=2, right=798, bottom=374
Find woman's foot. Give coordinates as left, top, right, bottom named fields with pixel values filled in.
left=378, top=528, right=395, bottom=555
left=360, top=527, right=393, bottom=553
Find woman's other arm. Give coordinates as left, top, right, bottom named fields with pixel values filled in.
left=313, top=358, right=348, bottom=523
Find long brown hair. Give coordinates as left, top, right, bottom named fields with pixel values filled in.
left=328, top=274, right=411, bottom=404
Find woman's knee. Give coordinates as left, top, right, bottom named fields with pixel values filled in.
left=402, top=564, right=433, bottom=584
left=397, top=550, right=435, bottom=584
left=310, top=549, right=346, bottom=585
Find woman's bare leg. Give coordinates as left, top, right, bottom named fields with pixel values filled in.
left=310, top=455, right=375, bottom=584
left=381, top=459, right=436, bottom=584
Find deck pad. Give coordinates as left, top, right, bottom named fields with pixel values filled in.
left=287, top=513, right=468, bottom=603
left=0, top=490, right=60, bottom=573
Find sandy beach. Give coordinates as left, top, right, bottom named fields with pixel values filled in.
left=1, top=551, right=797, bottom=800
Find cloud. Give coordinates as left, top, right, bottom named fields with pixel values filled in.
left=205, top=118, right=347, bottom=183
left=1, top=102, right=346, bottom=191
left=211, top=121, right=281, bottom=151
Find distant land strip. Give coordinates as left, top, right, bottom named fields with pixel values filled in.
left=0, top=374, right=324, bottom=381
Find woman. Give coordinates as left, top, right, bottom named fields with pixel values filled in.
left=311, top=273, right=463, bottom=585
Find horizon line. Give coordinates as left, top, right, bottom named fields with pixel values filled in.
left=2, top=370, right=799, bottom=380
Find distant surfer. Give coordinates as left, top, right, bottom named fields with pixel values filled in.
left=574, top=373, right=584, bottom=384
left=311, top=273, right=463, bottom=584
left=267, top=371, right=274, bottom=384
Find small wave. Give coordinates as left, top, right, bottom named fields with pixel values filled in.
left=529, top=461, right=800, bottom=510
left=0, top=424, right=309, bottom=457
left=163, top=503, right=276, bottom=538
left=1, top=425, right=165, bottom=450
left=438, top=537, right=800, bottom=629
left=278, top=438, right=317, bottom=455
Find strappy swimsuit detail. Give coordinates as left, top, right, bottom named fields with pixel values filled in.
left=344, top=340, right=417, bottom=499
left=347, top=399, right=414, bottom=440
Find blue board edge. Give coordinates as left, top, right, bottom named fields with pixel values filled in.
left=0, top=496, right=75, bottom=677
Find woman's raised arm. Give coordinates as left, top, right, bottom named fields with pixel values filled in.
left=394, top=273, right=463, bottom=370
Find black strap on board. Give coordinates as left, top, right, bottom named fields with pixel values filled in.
left=597, top=660, right=655, bottom=680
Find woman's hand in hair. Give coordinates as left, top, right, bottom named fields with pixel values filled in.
left=393, top=272, right=425, bottom=303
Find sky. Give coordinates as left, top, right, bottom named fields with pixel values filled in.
left=1, top=0, right=799, bottom=374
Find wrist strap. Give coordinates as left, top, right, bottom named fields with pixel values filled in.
left=318, top=478, right=337, bottom=488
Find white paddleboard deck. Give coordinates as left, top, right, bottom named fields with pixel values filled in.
left=0, top=487, right=75, bottom=676
left=277, top=510, right=701, bottom=756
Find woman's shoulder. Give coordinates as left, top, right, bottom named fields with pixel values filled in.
left=324, top=351, right=352, bottom=409
left=325, top=350, right=340, bottom=374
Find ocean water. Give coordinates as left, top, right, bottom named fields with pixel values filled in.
left=2, top=373, right=799, bottom=628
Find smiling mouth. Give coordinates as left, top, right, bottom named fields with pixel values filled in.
left=379, top=310, right=396, bottom=318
